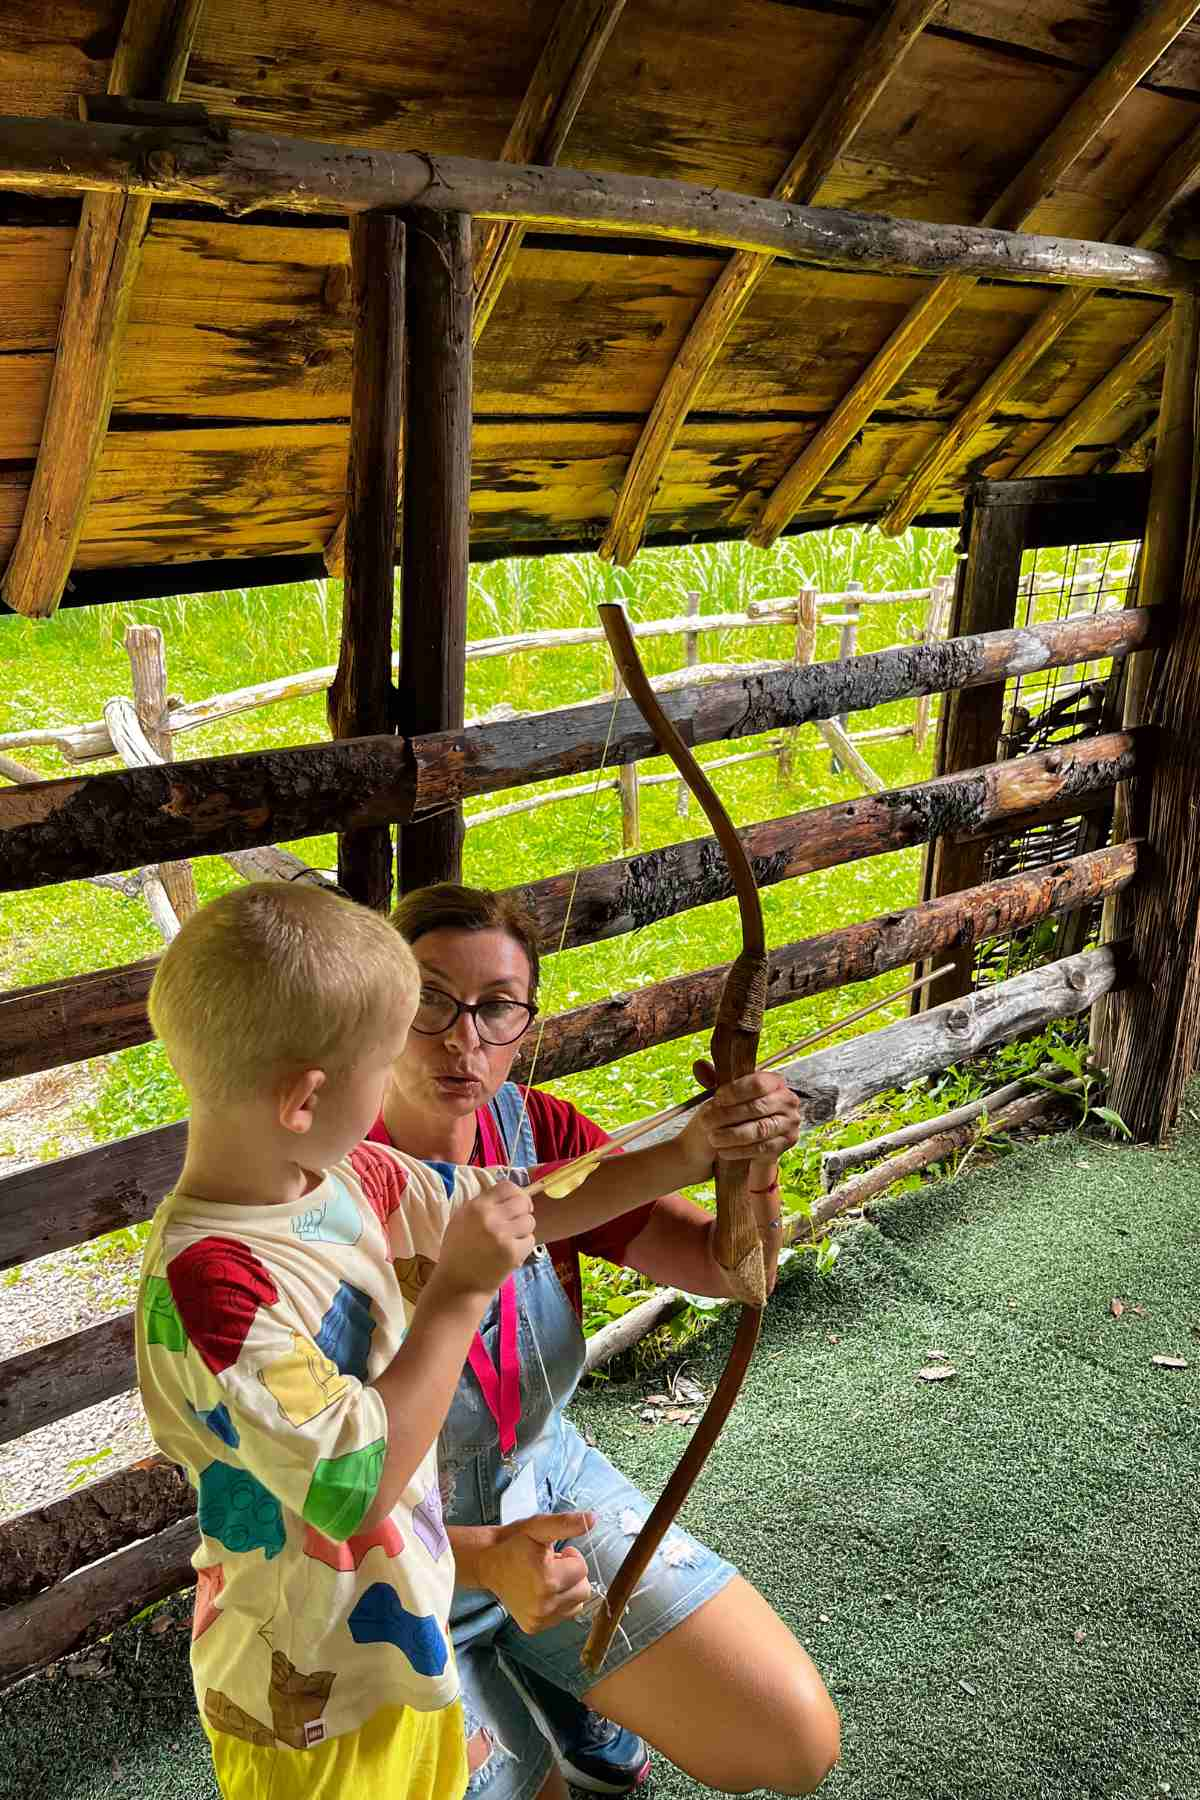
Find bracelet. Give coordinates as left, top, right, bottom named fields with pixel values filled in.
left=748, top=1180, right=780, bottom=1196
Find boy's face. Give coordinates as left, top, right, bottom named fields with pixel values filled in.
left=299, top=998, right=416, bottom=1167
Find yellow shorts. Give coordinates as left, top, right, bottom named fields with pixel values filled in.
left=205, top=1696, right=468, bottom=1800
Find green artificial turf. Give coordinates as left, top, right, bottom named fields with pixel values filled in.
left=3, top=1110, right=1198, bottom=1800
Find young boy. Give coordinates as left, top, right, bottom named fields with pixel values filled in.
left=135, top=881, right=537, bottom=1800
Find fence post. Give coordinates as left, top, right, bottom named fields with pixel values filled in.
left=829, top=577, right=862, bottom=774
left=123, top=624, right=197, bottom=921
left=676, top=588, right=701, bottom=817
left=913, top=574, right=953, bottom=755
left=777, top=583, right=818, bottom=781
left=612, top=663, right=641, bottom=852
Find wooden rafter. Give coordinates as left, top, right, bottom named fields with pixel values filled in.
left=879, top=118, right=1200, bottom=537
left=599, top=0, right=942, bottom=567
left=0, top=0, right=204, bottom=619
left=322, top=0, right=623, bottom=577
left=747, top=0, right=1200, bottom=550
left=1011, top=313, right=1170, bottom=479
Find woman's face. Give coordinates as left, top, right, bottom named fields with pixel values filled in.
left=390, top=927, right=536, bottom=1121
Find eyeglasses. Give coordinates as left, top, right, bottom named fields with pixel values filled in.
left=411, top=985, right=537, bottom=1046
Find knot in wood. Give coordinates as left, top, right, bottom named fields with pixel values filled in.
left=1065, top=965, right=1088, bottom=992
left=146, top=148, right=177, bottom=179
left=946, top=1006, right=971, bottom=1033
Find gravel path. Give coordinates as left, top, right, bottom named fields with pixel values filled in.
left=0, top=1062, right=156, bottom=1522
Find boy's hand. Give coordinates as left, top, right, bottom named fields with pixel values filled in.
left=677, top=1065, right=803, bottom=1179
left=436, top=1179, right=537, bottom=1301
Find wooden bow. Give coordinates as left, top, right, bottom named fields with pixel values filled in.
left=580, top=601, right=770, bottom=1673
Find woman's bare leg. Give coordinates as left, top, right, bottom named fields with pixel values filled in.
left=583, top=1576, right=839, bottom=1795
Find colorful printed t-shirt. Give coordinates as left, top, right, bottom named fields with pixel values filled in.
left=367, top=1086, right=655, bottom=1318
left=135, top=1142, right=492, bottom=1754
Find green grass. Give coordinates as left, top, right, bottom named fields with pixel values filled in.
left=0, top=526, right=1134, bottom=1335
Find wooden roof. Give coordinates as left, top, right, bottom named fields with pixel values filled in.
left=4, top=0, right=1200, bottom=606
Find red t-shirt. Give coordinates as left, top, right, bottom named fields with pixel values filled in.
left=366, top=1087, right=656, bottom=1319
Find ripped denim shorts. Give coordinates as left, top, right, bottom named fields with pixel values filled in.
left=452, top=1416, right=735, bottom=1800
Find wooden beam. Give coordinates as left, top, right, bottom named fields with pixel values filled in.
left=0, top=116, right=1191, bottom=293
left=599, top=0, right=941, bottom=566
left=0, top=0, right=204, bottom=618
left=396, top=211, right=473, bottom=895
left=880, top=119, right=1200, bottom=536
left=0, top=732, right=1134, bottom=1089
left=326, top=213, right=405, bottom=909
left=0, top=1315, right=133, bottom=1447
left=321, top=0, right=623, bottom=577
left=747, top=0, right=1200, bottom=549
left=1095, top=290, right=1200, bottom=1075
left=0, top=737, right=417, bottom=893
left=0, top=613, right=1153, bottom=894
left=1011, top=313, right=1171, bottom=478
left=473, top=0, right=626, bottom=336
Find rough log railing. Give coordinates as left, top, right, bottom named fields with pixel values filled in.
left=0, top=732, right=1135, bottom=1084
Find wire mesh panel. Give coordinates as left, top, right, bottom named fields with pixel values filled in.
left=975, top=537, right=1141, bottom=984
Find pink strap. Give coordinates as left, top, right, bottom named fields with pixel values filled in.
left=466, top=1275, right=520, bottom=1455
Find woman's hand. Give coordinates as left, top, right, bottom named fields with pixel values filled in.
left=470, top=1511, right=596, bottom=1635
left=681, top=1064, right=803, bottom=1169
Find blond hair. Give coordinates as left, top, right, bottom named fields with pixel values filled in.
left=149, top=882, right=419, bottom=1105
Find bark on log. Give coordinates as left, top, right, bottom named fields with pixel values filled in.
left=396, top=209, right=472, bottom=894
left=810, top=1082, right=1081, bottom=1227
left=820, top=1063, right=1054, bottom=1187
left=0, top=734, right=1134, bottom=1086
left=0, top=1455, right=192, bottom=1609
left=410, top=610, right=1154, bottom=812
left=0, top=1314, right=134, bottom=1448
left=0, top=1515, right=200, bottom=1692
left=512, top=844, right=1136, bottom=1082
left=328, top=212, right=405, bottom=909
left=0, top=117, right=1191, bottom=293
left=0, top=736, right=416, bottom=893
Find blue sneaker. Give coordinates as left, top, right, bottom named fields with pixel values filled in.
left=509, top=1662, right=651, bottom=1794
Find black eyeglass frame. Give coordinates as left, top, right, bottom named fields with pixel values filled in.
left=409, top=984, right=538, bottom=1046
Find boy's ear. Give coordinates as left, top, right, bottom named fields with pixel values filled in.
left=279, top=1068, right=325, bottom=1136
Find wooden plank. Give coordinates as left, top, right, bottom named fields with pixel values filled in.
left=327, top=212, right=404, bottom=909
left=0, top=116, right=1190, bottom=293
left=0, top=736, right=416, bottom=893
left=0, top=1314, right=134, bottom=1447
left=879, top=114, right=1200, bottom=535
left=746, top=0, right=1200, bottom=548
left=0, top=1513, right=199, bottom=1692
left=0, top=731, right=1135, bottom=1092
left=0, top=1455, right=192, bottom=1609
left=122, top=623, right=198, bottom=920
left=0, top=0, right=205, bottom=618
left=599, top=0, right=942, bottom=565
left=396, top=210, right=472, bottom=895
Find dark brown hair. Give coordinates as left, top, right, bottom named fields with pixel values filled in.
left=389, top=884, right=541, bottom=1002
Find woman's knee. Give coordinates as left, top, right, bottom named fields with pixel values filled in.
left=705, top=1692, right=840, bottom=1795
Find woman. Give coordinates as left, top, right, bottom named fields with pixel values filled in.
left=367, top=885, right=839, bottom=1800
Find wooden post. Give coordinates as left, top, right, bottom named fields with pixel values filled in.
left=122, top=625, right=197, bottom=920
left=830, top=578, right=863, bottom=773
left=777, top=584, right=818, bottom=781
left=677, top=588, right=701, bottom=816
left=396, top=211, right=473, bottom=896
left=919, top=498, right=1027, bottom=1010
left=1096, top=291, right=1200, bottom=1103
left=913, top=575, right=952, bottom=755
left=612, top=665, right=641, bottom=852
left=327, top=213, right=406, bottom=910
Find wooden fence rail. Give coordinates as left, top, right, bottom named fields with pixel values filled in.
left=0, top=733, right=1136, bottom=1087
